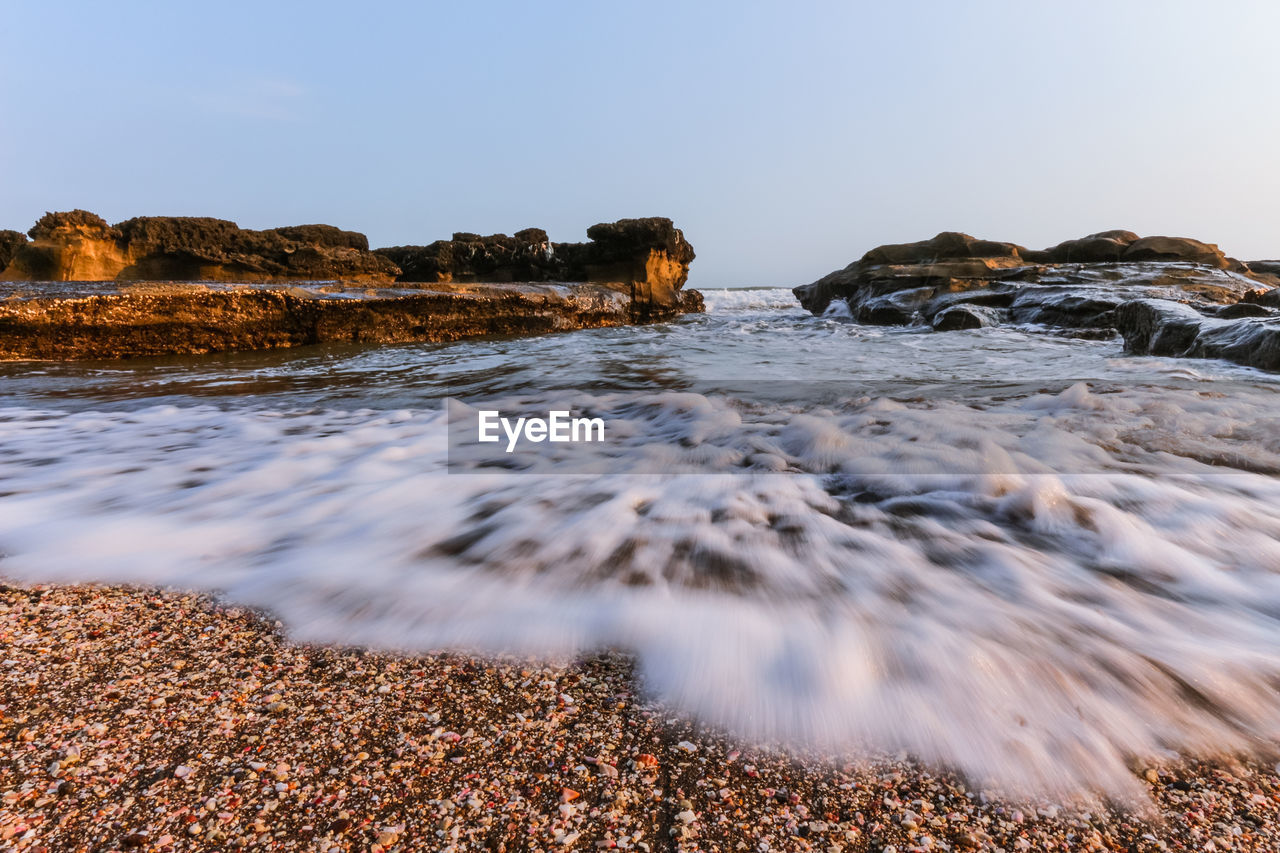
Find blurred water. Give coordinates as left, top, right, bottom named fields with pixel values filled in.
left=1, top=286, right=1279, bottom=798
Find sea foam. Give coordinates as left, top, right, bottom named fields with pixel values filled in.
left=2, top=370, right=1279, bottom=799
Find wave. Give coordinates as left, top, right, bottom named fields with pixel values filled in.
left=2, top=378, right=1279, bottom=799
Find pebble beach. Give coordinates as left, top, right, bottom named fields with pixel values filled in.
left=2, top=583, right=1279, bottom=853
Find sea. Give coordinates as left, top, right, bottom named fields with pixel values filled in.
left=2, top=286, right=1279, bottom=798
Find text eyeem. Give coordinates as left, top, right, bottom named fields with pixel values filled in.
left=477, top=410, right=606, bottom=453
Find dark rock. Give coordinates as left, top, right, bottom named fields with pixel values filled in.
left=115, top=216, right=398, bottom=282
left=680, top=289, right=705, bottom=314
left=263, top=224, right=370, bottom=251
left=857, top=297, right=917, bottom=325
left=1239, top=285, right=1280, bottom=306
left=28, top=209, right=118, bottom=241
left=1041, top=230, right=1139, bottom=263
left=860, top=231, right=1025, bottom=265
left=584, top=217, right=696, bottom=265
left=514, top=227, right=549, bottom=244
left=376, top=230, right=556, bottom=284
left=1122, top=235, right=1229, bottom=269
left=1009, top=287, right=1122, bottom=329
left=1245, top=260, right=1280, bottom=276
left=923, top=282, right=1021, bottom=315
left=0, top=230, right=26, bottom=273
left=794, top=268, right=853, bottom=314
left=794, top=257, right=1031, bottom=315
left=932, top=304, right=1004, bottom=331
left=1116, top=299, right=1280, bottom=372
left=1217, top=302, right=1276, bottom=319
left=115, top=216, right=243, bottom=257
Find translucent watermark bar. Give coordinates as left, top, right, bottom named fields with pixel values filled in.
left=444, top=378, right=1280, bottom=476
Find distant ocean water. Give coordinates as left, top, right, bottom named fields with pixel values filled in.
left=2, top=286, right=1279, bottom=798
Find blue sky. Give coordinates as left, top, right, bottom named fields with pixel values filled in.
left=3, top=1, right=1279, bottom=287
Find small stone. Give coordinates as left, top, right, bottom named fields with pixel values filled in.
left=173, top=765, right=192, bottom=778
left=187, top=823, right=203, bottom=836
left=676, top=741, right=698, bottom=753
left=676, top=810, right=696, bottom=825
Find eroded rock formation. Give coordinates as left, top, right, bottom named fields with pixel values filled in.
left=1, top=211, right=399, bottom=283
left=375, top=217, right=696, bottom=320
left=794, top=230, right=1279, bottom=371
left=0, top=212, right=701, bottom=359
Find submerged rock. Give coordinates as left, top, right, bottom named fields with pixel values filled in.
left=1115, top=299, right=1280, bottom=372
left=931, top=304, right=1004, bottom=331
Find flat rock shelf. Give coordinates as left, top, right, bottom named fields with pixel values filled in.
left=0, top=280, right=704, bottom=361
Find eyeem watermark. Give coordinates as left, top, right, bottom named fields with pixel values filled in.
left=478, top=410, right=606, bottom=453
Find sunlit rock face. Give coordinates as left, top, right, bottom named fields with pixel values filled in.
left=1, top=211, right=132, bottom=282
left=0, top=210, right=400, bottom=284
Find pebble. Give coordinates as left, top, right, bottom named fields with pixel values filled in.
left=2, top=584, right=1278, bottom=853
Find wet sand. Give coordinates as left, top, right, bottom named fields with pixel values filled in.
left=1, top=583, right=1277, bottom=852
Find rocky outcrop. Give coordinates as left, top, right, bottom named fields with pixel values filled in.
left=0, top=280, right=695, bottom=361
left=1115, top=299, right=1280, bottom=372
left=795, top=229, right=1280, bottom=370
left=375, top=217, right=696, bottom=321
left=795, top=230, right=1272, bottom=332
left=0, top=212, right=701, bottom=359
left=1, top=211, right=400, bottom=283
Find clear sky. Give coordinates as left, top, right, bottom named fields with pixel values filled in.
left=3, top=1, right=1279, bottom=287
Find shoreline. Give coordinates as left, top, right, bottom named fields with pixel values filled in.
left=2, top=583, right=1278, bottom=851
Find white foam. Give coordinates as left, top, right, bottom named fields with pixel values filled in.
left=2, top=377, right=1279, bottom=799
